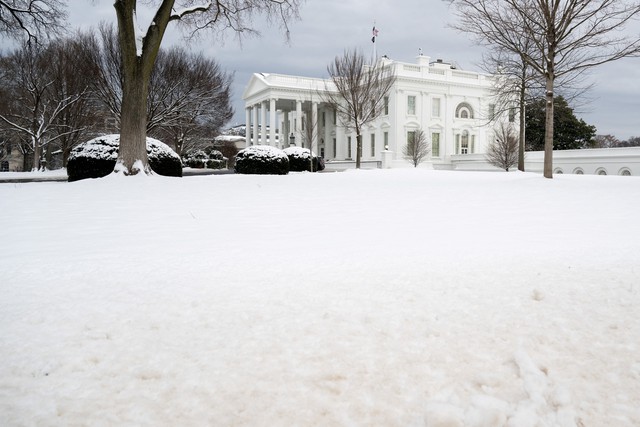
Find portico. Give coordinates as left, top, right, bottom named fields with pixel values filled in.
left=242, top=74, right=332, bottom=153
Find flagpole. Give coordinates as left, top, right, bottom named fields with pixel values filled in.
left=372, top=20, right=377, bottom=65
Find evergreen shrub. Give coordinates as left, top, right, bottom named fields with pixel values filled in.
left=182, top=149, right=227, bottom=169
left=234, top=145, right=289, bottom=175
left=67, top=135, right=182, bottom=182
left=283, top=147, right=325, bottom=172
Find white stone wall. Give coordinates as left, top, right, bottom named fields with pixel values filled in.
left=448, top=147, right=640, bottom=176
left=523, top=148, right=640, bottom=176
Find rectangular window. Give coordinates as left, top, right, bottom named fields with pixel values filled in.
left=384, top=132, right=389, bottom=150
left=407, top=130, right=416, bottom=146
left=333, top=109, right=337, bottom=124
left=384, top=96, right=389, bottom=115
left=407, top=95, right=416, bottom=115
left=333, top=138, right=337, bottom=158
left=461, top=133, right=469, bottom=154
left=432, top=98, right=441, bottom=118
left=371, top=134, right=375, bottom=157
left=322, top=111, right=326, bottom=127
left=488, top=104, right=496, bottom=120
left=471, top=135, right=476, bottom=154
left=347, top=136, right=352, bottom=159
left=432, top=132, right=440, bottom=157
left=509, top=107, right=516, bottom=122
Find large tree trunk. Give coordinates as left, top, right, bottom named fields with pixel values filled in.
left=114, top=0, right=172, bottom=175
left=118, top=63, right=150, bottom=175
left=518, top=65, right=526, bottom=172
left=32, top=136, right=42, bottom=171
left=355, top=133, right=362, bottom=169
left=543, top=69, right=555, bottom=179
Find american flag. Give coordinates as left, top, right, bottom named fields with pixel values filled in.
left=372, top=26, right=379, bottom=43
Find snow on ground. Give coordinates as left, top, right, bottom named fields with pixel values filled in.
left=1, top=169, right=639, bottom=426
left=0, top=169, right=67, bottom=180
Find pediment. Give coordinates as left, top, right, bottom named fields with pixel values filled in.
left=242, top=73, right=271, bottom=101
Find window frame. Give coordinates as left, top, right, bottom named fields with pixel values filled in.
left=407, top=95, right=416, bottom=115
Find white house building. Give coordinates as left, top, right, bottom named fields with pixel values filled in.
left=242, top=54, right=513, bottom=169
left=242, top=54, right=640, bottom=175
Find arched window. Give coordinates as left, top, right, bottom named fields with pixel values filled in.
left=554, top=168, right=563, bottom=174
left=596, top=168, right=608, bottom=176
left=573, top=168, right=584, bottom=175
left=619, top=168, right=632, bottom=176
left=455, top=102, right=474, bottom=119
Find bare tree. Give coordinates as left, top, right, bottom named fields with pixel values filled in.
left=0, top=0, right=66, bottom=43
left=322, top=49, right=396, bottom=168
left=486, top=123, right=519, bottom=171
left=91, top=24, right=124, bottom=130
left=113, top=0, right=301, bottom=176
left=402, top=128, right=430, bottom=167
left=93, top=27, right=234, bottom=157
left=0, top=42, right=85, bottom=170
left=46, top=33, right=104, bottom=166
left=147, top=47, right=234, bottom=155
left=479, top=45, right=540, bottom=172
left=448, top=0, right=640, bottom=178
left=300, top=112, right=318, bottom=171
left=590, top=134, right=620, bottom=149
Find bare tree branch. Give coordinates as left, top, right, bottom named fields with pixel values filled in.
left=321, top=49, right=396, bottom=168
left=485, top=122, right=519, bottom=171
left=447, top=0, right=640, bottom=178
left=0, top=0, right=67, bottom=44
left=402, top=128, right=430, bottom=167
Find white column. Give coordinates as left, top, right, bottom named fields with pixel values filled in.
left=245, top=107, right=251, bottom=148
left=295, top=100, right=302, bottom=146
left=336, top=123, right=345, bottom=159
left=252, top=105, right=259, bottom=146
left=311, top=102, right=318, bottom=152
left=260, top=101, right=267, bottom=145
left=269, top=98, right=277, bottom=148
left=283, top=110, right=290, bottom=145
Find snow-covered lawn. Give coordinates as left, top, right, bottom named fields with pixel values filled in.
left=1, top=169, right=639, bottom=426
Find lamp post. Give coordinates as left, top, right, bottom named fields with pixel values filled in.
left=289, top=132, right=296, bottom=147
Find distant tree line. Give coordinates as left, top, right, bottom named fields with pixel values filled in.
left=0, top=27, right=233, bottom=171
left=589, top=135, right=640, bottom=149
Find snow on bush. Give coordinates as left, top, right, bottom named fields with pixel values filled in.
left=234, top=145, right=289, bottom=175
left=182, top=149, right=227, bottom=169
left=283, top=146, right=325, bottom=172
left=67, top=135, right=182, bottom=181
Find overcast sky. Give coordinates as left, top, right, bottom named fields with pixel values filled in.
left=57, top=1, right=640, bottom=139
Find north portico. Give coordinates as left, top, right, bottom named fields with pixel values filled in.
left=242, top=54, right=513, bottom=169
left=241, top=73, right=334, bottom=157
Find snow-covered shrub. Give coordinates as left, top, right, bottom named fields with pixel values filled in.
left=206, top=149, right=225, bottom=160
left=206, top=159, right=226, bottom=169
left=234, top=145, right=289, bottom=175
left=182, top=149, right=227, bottom=169
left=283, top=147, right=325, bottom=172
left=182, top=149, right=208, bottom=168
left=67, top=134, right=182, bottom=181
left=147, top=139, right=183, bottom=177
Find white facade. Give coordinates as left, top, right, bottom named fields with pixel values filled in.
left=242, top=55, right=511, bottom=169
